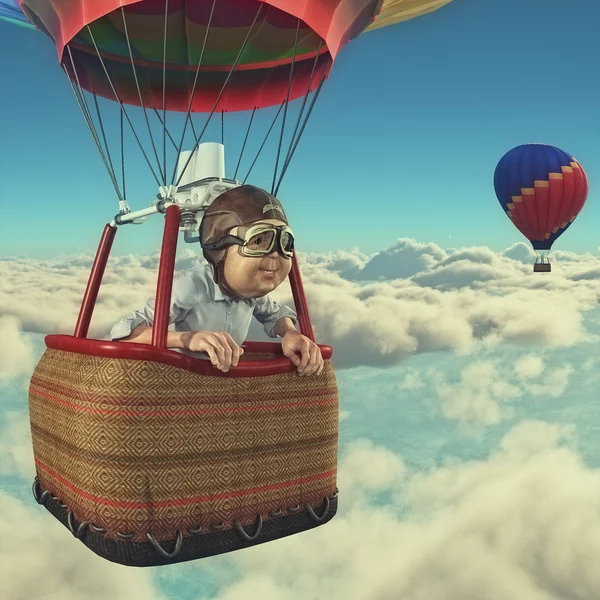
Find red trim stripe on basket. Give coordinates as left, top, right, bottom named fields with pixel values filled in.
left=30, top=385, right=338, bottom=417
left=36, top=458, right=336, bottom=508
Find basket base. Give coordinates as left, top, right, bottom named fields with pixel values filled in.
left=533, top=263, right=551, bottom=272
left=33, top=478, right=338, bottom=567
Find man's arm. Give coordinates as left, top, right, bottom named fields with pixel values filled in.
left=273, top=316, right=298, bottom=338
left=257, top=301, right=323, bottom=376
left=110, top=272, right=198, bottom=343
left=253, top=295, right=298, bottom=337
left=119, top=325, right=189, bottom=348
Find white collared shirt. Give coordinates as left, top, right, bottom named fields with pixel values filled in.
left=109, top=260, right=298, bottom=358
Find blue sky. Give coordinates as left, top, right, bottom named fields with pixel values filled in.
left=0, top=0, right=598, bottom=259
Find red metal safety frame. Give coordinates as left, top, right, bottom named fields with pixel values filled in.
left=71, top=205, right=318, bottom=354
left=152, top=205, right=181, bottom=348
left=74, top=224, right=117, bottom=339
left=288, top=251, right=315, bottom=343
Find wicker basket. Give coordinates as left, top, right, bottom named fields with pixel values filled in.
left=29, top=336, right=339, bottom=566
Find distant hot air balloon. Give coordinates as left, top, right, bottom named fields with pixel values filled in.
left=494, top=144, right=589, bottom=272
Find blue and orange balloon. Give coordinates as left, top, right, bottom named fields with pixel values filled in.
left=494, top=144, right=589, bottom=271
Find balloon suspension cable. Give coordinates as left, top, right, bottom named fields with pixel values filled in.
left=274, top=64, right=329, bottom=197
left=152, top=108, right=179, bottom=151
left=61, top=58, right=124, bottom=203
left=271, top=19, right=301, bottom=195
left=63, top=0, right=329, bottom=213
left=275, top=39, right=324, bottom=195
left=535, top=251, right=550, bottom=264
left=234, top=107, right=257, bottom=180
left=120, top=7, right=164, bottom=185
left=174, top=2, right=264, bottom=188
left=120, top=110, right=126, bottom=202
left=242, top=102, right=285, bottom=185
left=162, top=0, right=169, bottom=186
left=92, top=93, right=120, bottom=194
left=169, top=0, right=218, bottom=186
left=221, top=110, right=225, bottom=146
left=85, top=24, right=164, bottom=187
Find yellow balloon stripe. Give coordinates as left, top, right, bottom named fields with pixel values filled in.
left=363, top=0, right=454, bottom=33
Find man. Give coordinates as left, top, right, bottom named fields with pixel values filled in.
left=110, top=185, right=323, bottom=376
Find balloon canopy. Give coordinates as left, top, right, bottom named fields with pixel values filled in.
left=0, top=1, right=458, bottom=109
left=0, top=0, right=457, bottom=196
left=7, top=0, right=384, bottom=112
left=494, top=144, right=589, bottom=251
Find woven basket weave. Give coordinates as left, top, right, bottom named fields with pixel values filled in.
left=29, top=346, right=339, bottom=566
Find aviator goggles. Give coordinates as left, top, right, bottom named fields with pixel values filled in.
left=202, top=223, right=295, bottom=258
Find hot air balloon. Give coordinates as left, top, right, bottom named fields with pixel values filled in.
left=494, top=144, right=589, bottom=272
left=0, top=0, right=456, bottom=566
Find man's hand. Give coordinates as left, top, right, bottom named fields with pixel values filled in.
left=281, top=330, right=324, bottom=376
left=182, top=331, right=244, bottom=372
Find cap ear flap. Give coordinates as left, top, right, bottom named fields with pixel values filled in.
left=202, top=247, right=226, bottom=267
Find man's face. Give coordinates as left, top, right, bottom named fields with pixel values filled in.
left=222, top=218, right=293, bottom=298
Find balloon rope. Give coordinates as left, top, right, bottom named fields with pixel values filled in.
left=121, top=110, right=126, bottom=201
left=61, top=55, right=124, bottom=202
left=92, top=93, right=120, bottom=193
left=221, top=110, right=225, bottom=146
left=86, top=25, right=163, bottom=188
left=242, top=102, right=285, bottom=185
left=274, top=65, right=329, bottom=196
left=170, top=0, right=218, bottom=186
left=271, top=19, right=301, bottom=195
left=120, top=7, right=164, bottom=183
left=234, top=107, right=257, bottom=180
left=152, top=108, right=179, bottom=151
left=277, top=38, right=324, bottom=188
left=162, top=0, right=169, bottom=186
left=175, top=3, right=264, bottom=188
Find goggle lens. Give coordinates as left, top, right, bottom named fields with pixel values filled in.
left=280, top=231, right=294, bottom=253
left=247, top=230, right=276, bottom=252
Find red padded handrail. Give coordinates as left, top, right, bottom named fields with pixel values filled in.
left=45, top=335, right=333, bottom=378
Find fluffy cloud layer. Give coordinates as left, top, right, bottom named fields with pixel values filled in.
left=0, top=315, right=36, bottom=380
left=187, top=421, right=600, bottom=600
left=0, top=491, right=166, bottom=600
left=427, top=354, right=575, bottom=427
left=1, top=240, right=598, bottom=372
left=3, top=414, right=599, bottom=600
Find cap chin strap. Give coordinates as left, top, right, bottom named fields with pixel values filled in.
left=214, top=259, right=241, bottom=299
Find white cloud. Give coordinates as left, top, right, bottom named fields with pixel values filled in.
left=524, top=365, right=574, bottom=399
left=336, top=438, right=407, bottom=505
left=0, top=493, right=167, bottom=600
left=340, top=238, right=447, bottom=281
left=514, top=354, right=545, bottom=379
left=0, top=411, right=35, bottom=480
left=0, top=315, right=36, bottom=381
left=430, top=354, right=576, bottom=427
left=202, top=420, right=600, bottom=600
left=400, top=367, right=426, bottom=390
left=301, top=247, right=371, bottom=277
left=502, top=242, right=538, bottom=264
left=1, top=240, right=598, bottom=371
left=2, top=355, right=598, bottom=600
left=433, top=360, right=524, bottom=427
